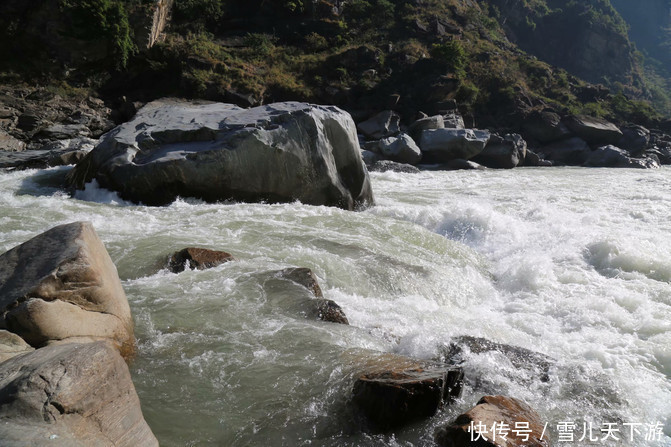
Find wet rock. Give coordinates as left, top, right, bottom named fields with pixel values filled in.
left=360, top=149, right=380, bottom=166
left=440, top=336, right=554, bottom=383
left=420, top=128, right=490, bottom=162
left=583, top=145, right=659, bottom=168
left=538, top=136, right=591, bottom=165
left=435, top=395, right=549, bottom=447
left=369, top=160, right=421, bottom=173
left=0, top=222, right=134, bottom=356
left=168, top=247, right=236, bottom=273
left=67, top=100, right=374, bottom=210
left=0, top=342, right=158, bottom=447
left=271, top=267, right=349, bottom=324
left=377, top=133, right=422, bottom=164
left=0, top=330, right=33, bottom=363
left=522, top=109, right=572, bottom=144
left=352, top=356, right=464, bottom=430
left=564, top=114, right=623, bottom=145
left=357, top=110, right=401, bottom=140
left=472, top=133, right=527, bottom=169
left=0, top=137, right=94, bottom=170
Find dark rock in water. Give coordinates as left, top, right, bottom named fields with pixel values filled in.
left=435, top=395, right=549, bottom=447
left=583, top=145, right=660, bottom=168
left=369, top=160, right=421, bottom=173
left=0, top=342, right=158, bottom=447
left=564, top=114, right=623, bottom=145
left=423, top=158, right=485, bottom=171
left=0, top=222, right=134, bottom=356
left=538, top=136, right=591, bottom=165
left=357, top=110, right=401, bottom=140
left=169, top=247, right=236, bottom=273
left=67, top=100, right=374, bottom=210
left=522, top=109, right=571, bottom=144
left=472, top=133, right=527, bottom=169
left=272, top=267, right=349, bottom=324
left=440, top=336, right=554, bottom=383
left=419, top=128, right=490, bottom=162
left=315, top=298, right=350, bottom=324
left=353, top=357, right=463, bottom=430
left=618, top=124, right=650, bottom=153
left=360, top=149, right=380, bottom=166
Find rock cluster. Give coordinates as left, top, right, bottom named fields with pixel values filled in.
left=0, top=222, right=157, bottom=446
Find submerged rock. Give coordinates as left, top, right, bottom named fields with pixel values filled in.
left=272, top=267, right=349, bottom=324
left=67, top=100, right=374, bottom=210
left=352, top=355, right=463, bottom=430
left=169, top=247, right=236, bottom=273
left=435, top=395, right=549, bottom=447
left=419, top=128, right=490, bottom=162
left=0, top=342, right=158, bottom=447
left=0, top=222, right=134, bottom=356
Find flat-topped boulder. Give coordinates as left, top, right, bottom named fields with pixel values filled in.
left=564, top=114, right=623, bottom=145
left=0, top=222, right=134, bottom=356
left=67, top=100, right=374, bottom=210
left=0, top=342, right=158, bottom=446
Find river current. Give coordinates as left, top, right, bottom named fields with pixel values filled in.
left=0, top=166, right=670, bottom=446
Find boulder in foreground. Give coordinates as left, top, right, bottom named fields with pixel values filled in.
left=352, top=354, right=463, bottom=430
left=0, top=342, right=158, bottom=446
left=67, top=100, right=374, bottom=210
left=435, top=395, right=549, bottom=447
left=0, top=222, right=134, bottom=356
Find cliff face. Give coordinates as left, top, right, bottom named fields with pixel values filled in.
left=488, top=0, right=637, bottom=85
left=611, top=0, right=671, bottom=67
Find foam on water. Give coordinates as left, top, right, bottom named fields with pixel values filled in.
left=0, top=166, right=670, bottom=446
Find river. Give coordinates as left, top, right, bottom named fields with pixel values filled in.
left=1, top=166, right=670, bottom=446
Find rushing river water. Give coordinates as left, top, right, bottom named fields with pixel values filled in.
left=1, top=166, right=671, bottom=446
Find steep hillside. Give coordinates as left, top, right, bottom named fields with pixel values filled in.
left=0, top=0, right=667, bottom=130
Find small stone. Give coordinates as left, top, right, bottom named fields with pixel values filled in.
left=168, top=247, right=235, bottom=273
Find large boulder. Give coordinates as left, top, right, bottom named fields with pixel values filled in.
left=408, top=114, right=444, bottom=142
left=435, top=395, right=549, bottom=447
left=563, top=114, right=623, bottom=145
left=583, top=145, right=660, bottom=169
left=67, top=100, right=374, bottom=210
left=352, top=354, right=463, bottom=430
left=0, top=222, right=134, bottom=356
left=617, top=124, right=650, bottom=153
left=419, top=128, right=490, bottom=162
left=472, top=133, right=527, bottom=169
left=538, top=136, right=591, bottom=165
left=0, top=342, right=158, bottom=446
left=377, top=133, right=422, bottom=164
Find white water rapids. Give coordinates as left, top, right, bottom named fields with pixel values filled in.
left=0, top=166, right=670, bottom=446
